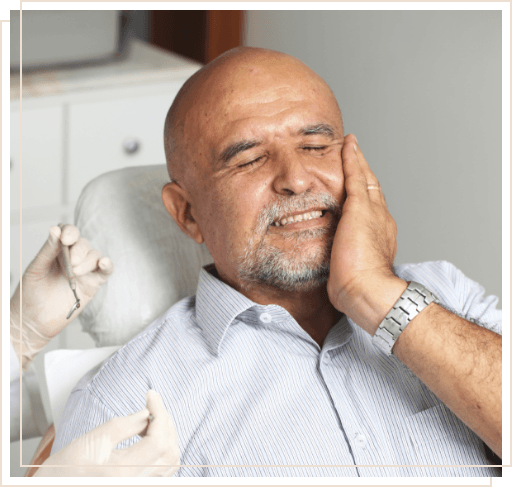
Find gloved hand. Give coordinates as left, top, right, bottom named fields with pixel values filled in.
left=10, top=224, right=113, bottom=370
left=34, top=389, right=180, bottom=477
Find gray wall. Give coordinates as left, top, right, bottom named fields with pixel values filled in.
left=245, top=10, right=502, bottom=304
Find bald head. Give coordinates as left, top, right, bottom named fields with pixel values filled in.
left=163, top=47, right=342, bottom=185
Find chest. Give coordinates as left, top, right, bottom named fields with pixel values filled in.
left=153, top=338, right=493, bottom=476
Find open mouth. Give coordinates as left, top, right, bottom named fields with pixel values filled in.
left=271, top=209, right=327, bottom=227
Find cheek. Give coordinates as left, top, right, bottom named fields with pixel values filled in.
left=320, top=155, right=344, bottom=200
left=202, top=185, right=258, bottom=245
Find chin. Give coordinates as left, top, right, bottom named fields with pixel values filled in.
left=239, top=261, right=330, bottom=292
left=237, top=238, right=332, bottom=292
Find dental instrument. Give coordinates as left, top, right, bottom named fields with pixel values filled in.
left=58, top=224, right=81, bottom=319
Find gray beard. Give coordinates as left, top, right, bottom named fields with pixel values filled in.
left=236, top=193, right=341, bottom=292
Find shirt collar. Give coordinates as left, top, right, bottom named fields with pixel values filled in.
left=195, top=264, right=355, bottom=355
left=195, top=264, right=256, bottom=355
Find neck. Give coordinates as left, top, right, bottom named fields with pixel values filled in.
left=212, top=266, right=341, bottom=347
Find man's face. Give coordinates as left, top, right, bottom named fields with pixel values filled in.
left=182, top=58, right=345, bottom=293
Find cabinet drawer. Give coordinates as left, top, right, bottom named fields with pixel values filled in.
left=67, top=86, right=182, bottom=203
left=10, top=106, right=63, bottom=211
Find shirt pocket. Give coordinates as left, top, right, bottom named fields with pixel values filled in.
left=404, top=402, right=493, bottom=469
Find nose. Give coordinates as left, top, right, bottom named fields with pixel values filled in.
left=272, top=150, right=316, bottom=196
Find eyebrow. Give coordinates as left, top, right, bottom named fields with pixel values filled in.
left=219, top=140, right=261, bottom=165
left=217, top=123, right=340, bottom=166
left=297, top=123, right=339, bottom=139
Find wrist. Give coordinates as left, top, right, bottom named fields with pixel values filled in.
left=10, top=293, right=23, bottom=363
left=373, top=281, right=439, bottom=356
left=344, top=276, right=409, bottom=336
left=10, top=291, right=52, bottom=371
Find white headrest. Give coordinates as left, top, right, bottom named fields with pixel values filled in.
left=74, top=165, right=213, bottom=347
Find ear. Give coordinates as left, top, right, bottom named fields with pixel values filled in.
left=161, top=182, right=204, bottom=244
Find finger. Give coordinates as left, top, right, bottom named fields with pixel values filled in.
left=341, top=134, right=370, bottom=201
left=26, top=226, right=63, bottom=274
left=144, top=389, right=174, bottom=437
left=352, top=137, right=386, bottom=206
left=59, top=223, right=80, bottom=247
left=86, top=408, right=151, bottom=453
left=120, top=390, right=179, bottom=466
left=96, top=256, right=115, bottom=280
left=145, top=390, right=180, bottom=463
left=71, top=248, right=102, bottom=277
left=68, top=237, right=92, bottom=266
left=76, top=255, right=115, bottom=284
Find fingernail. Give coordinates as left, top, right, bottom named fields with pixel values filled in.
left=354, top=135, right=358, bottom=143
left=353, top=144, right=357, bottom=153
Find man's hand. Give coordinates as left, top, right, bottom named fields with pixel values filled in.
left=327, top=134, right=407, bottom=335
left=10, top=224, right=113, bottom=369
left=326, top=135, right=502, bottom=458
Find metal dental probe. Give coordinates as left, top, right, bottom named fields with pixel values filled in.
left=58, top=223, right=81, bottom=319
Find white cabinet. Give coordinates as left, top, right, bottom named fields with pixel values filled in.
left=10, top=106, right=63, bottom=211
left=67, top=87, right=182, bottom=201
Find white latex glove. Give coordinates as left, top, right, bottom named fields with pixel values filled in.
left=10, top=224, right=114, bottom=370
left=34, top=390, right=180, bottom=477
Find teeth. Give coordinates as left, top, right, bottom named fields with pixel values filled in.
left=274, top=210, right=323, bottom=227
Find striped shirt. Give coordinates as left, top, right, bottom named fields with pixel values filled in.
left=52, top=260, right=502, bottom=477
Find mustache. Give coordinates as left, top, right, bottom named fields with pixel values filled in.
left=255, top=192, right=342, bottom=232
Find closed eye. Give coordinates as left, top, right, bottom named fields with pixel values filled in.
left=238, top=146, right=329, bottom=169
left=239, top=156, right=264, bottom=168
left=303, top=146, right=328, bottom=151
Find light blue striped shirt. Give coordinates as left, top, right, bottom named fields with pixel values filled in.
left=52, top=260, right=502, bottom=477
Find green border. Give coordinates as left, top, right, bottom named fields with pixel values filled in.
left=0, top=0, right=512, bottom=487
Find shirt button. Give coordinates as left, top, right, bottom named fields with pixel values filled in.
left=259, top=313, right=272, bottom=323
left=355, top=433, right=367, bottom=448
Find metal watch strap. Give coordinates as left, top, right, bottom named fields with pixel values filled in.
left=373, top=281, right=438, bottom=355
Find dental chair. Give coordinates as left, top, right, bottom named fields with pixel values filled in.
left=25, top=165, right=213, bottom=476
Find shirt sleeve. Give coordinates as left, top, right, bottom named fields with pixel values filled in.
left=51, top=388, right=114, bottom=455
left=51, top=375, right=146, bottom=455
left=394, top=260, right=502, bottom=335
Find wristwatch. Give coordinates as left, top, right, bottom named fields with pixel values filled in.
left=372, top=281, right=438, bottom=355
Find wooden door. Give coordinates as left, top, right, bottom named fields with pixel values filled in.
left=150, top=10, right=243, bottom=64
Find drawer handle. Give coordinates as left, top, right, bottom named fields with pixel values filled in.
left=123, top=137, right=140, bottom=154
left=10, top=158, right=13, bottom=170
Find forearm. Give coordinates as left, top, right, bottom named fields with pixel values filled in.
left=393, top=302, right=502, bottom=458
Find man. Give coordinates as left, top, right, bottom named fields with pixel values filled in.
left=52, top=47, right=502, bottom=477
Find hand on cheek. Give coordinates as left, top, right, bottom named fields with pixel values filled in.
left=327, top=134, right=405, bottom=335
